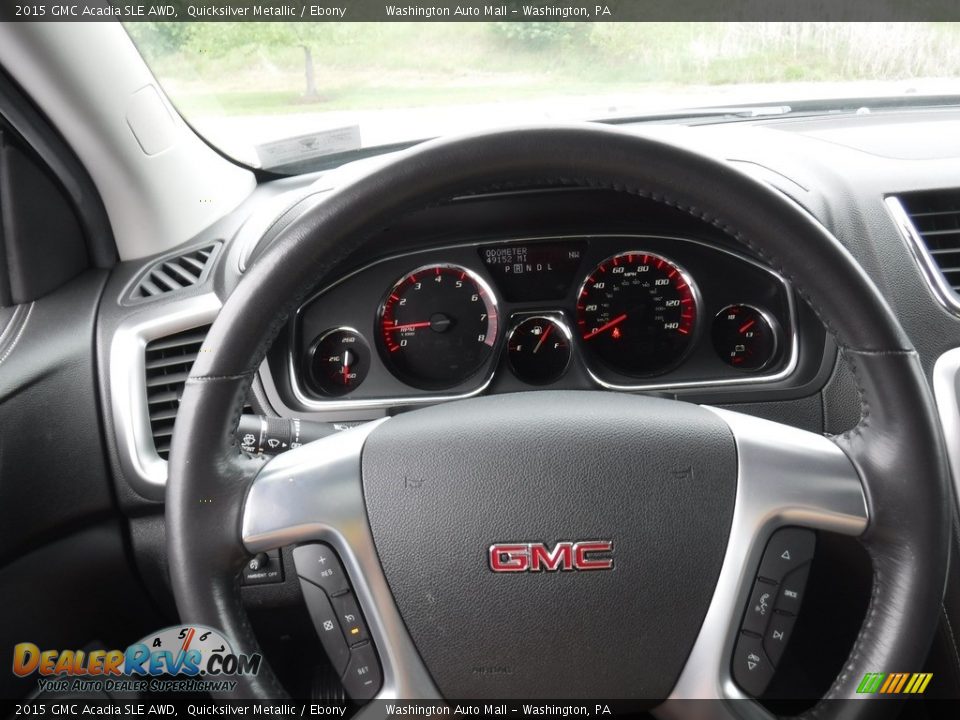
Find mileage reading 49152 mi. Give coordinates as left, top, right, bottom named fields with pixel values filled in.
left=479, top=240, right=586, bottom=302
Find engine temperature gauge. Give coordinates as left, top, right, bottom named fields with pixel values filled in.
left=712, top=305, right=779, bottom=371
left=307, top=328, right=371, bottom=396
left=507, top=316, right=572, bottom=385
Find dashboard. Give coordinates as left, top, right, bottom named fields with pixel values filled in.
left=235, top=187, right=834, bottom=423
left=290, top=234, right=798, bottom=410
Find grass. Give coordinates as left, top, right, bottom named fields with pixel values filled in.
left=129, top=22, right=960, bottom=118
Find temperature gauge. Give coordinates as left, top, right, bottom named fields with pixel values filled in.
left=507, top=316, right=572, bottom=385
left=711, top=305, right=779, bottom=371
left=307, top=328, right=371, bottom=396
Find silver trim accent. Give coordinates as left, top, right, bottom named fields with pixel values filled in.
left=713, top=304, right=781, bottom=373
left=931, top=347, right=960, bottom=519
left=108, top=293, right=221, bottom=500
left=505, top=314, right=573, bottom=384
left=241, top=418, right=441, bottom=699
left=279, top=234, right=800, bottom=412
left=660, top=407, right=868, bottom=709
left=885, top=196, right=960, bottom=316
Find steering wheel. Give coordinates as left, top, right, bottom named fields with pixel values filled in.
left=166, top=126, right=951, bottom=715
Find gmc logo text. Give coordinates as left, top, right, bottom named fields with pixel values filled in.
left=488, top=541, right=614, bottom=572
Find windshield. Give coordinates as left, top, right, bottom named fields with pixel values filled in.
left=126, top=21, right=960, bottom=171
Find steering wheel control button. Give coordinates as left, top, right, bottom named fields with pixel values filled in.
left=242, top=548, right=283, bottom=585
left=294, top=543, right=350, bottom=596
left=299, top=579, right=351, bottom=674
left=757, top=528, right=816, bottom=582
left=775, top=563, right=811, bottom=615
left=763, top=612, right=797, bottom=666
left=742, top=578, right=778, bottom=635
left=734, top=528, right=815, bottom=690
left=341, top=642, right=382, bottom=700
left=733, top=632, right=774, bottom=697
left=331, top=591, right=369, bottom=646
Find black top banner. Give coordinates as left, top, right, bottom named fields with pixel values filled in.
left=3, top=0, right=960, bottom=22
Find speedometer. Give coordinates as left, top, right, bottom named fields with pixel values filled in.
left=379, top=264, right=499, bottom=389
left=576, top=251, right=698, bottom=376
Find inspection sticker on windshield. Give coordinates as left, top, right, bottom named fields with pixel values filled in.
left=255, top=126, right=361, bottom=168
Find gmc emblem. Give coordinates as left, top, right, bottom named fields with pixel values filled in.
left=488, top=541, right=614, bottom=572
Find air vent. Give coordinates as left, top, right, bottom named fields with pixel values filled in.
left=145, top=325, right=210, bottom=459
left=896, top=190, right=960, bottom=294
left=131, top=243, right=221, bottom=301
left=144, top=323, right=253, bottom=459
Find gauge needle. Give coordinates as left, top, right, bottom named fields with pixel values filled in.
left=533, top=325, right=552, bottom=353
left=739, top=319, right=756, bottom=334
left=583, top=313, right=627, bottom=341
left=341, top=349, right=353, bottom=385
left=389, top=321, right=432, bottom=331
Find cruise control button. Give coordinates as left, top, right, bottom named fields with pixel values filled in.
left=299, top=580, right=350, bottom=674
left=758, top=528, right=815, bottom=583
left=331, top=591, right=369, bottom=645
left=341, top=643, right=381, bottom=700
left=763, top=612, right=796, bottom=666
left=732, top=632, right=774, bottom=698
left=294, top=543, right=350, bottom=596
left=742, top=579, right=777, bottom=635
left=775, top=563, right=810, bottom=615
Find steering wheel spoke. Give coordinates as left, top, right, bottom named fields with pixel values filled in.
left=660, top=407, right=867, bottom=711
left=242, top=418, right=440, bottom=700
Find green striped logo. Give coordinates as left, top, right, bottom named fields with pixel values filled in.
left=857, top=672, right=932, bottom=694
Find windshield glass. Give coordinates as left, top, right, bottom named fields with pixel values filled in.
left=126, top=21, right=960, bottom=171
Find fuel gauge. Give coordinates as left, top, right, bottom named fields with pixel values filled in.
left=307, top=328, right=371, bottom=396
left=507, top=316, right=572, bottom=385
left=712, top=305, right=779, bottom=371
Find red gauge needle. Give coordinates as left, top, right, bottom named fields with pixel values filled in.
left=389, top=321, right=432, bottom=331
left=739, top=319, right=756, bottom=334
left=341, top=349, right=353, bottom=385
left=533, top=324, right=553, bottom=353
left=583, top=313, right=627, bottom=341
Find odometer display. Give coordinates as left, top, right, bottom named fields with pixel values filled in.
left=577, top=252, right=698, bottom=376
left=379, top=264, right=499, bottom=389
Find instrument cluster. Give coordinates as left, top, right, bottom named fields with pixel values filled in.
left=290, top=235, right=802, bottom=408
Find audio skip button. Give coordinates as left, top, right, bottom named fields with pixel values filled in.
left=763, top=612, right=796, bottom=666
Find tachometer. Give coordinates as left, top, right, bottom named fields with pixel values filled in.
left=379, top=264, right=499, bottom=389
left=577, top=252, right=698, bottom=376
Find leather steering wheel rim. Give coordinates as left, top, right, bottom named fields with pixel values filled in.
left=166, top=125, right=952, bottom=713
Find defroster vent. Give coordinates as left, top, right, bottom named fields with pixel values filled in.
left=131, top=243, right=221, bottom=301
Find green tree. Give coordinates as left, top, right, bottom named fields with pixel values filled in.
left=124, top=21, right=193, bottom=56
left=186, top=23, right=332, bottom=101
